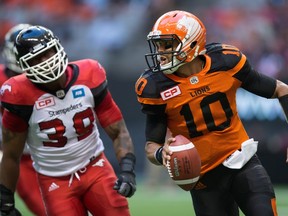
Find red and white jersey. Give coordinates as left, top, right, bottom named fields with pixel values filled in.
left=1, top=59, right=119, bottom=176
left=0, top=64, right=10, bottom=142
left=0, top=64, right=32, bottom=154
left=0, top=64, right=9, bottom=138
left=0, top=64, right=10, bottom=86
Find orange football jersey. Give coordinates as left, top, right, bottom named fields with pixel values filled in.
left=136, top=43, right=261, bottom=175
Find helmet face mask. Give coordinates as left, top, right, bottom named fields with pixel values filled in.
left=145, top=34, right=184, bottom=74
left=145, top=10, right=206, bottom=74
left=15, top=26, right=68, bottom=83
left=19, top=39, right=68, bottom=83
left=2, top=23, right=32, bottom=73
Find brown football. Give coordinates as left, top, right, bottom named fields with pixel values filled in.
left=166, top=134, right=201, bottom=191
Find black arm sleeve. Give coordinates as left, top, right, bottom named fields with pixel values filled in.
left=279, top=94, right=288, bottom=122
left=145, top=114, right=167, bottom=144
left=237, top=63, right=276, bottom=98
left=91, top=80, right=108, bottom=107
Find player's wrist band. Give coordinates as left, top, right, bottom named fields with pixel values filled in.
left=154, top=147, right=163, bottom=165
left=120, top=153, right=136, bottom=173
left=279, top=94, right=288, bottom=122
left=0, top=184, right=15, bottom=212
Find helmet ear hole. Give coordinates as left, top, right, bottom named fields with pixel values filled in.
left=190, top=41, right=197, bottom=49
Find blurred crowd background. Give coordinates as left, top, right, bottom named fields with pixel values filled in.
left=0, top=0, right=288, bottom=185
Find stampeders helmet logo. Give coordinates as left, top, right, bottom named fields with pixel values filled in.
left=32, top=43, right=45, bottom=53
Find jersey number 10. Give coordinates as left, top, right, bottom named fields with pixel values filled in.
left=180, top=92, right=233, bottom=138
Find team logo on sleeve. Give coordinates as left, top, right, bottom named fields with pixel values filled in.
left=160, top=86, right=181, bottom=101
left=36, top=96, right=55, bottom=110
left=0, top=84, right=12, bottom=95
left=72, top=88, right=85, bottom=98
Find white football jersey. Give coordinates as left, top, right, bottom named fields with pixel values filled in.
left=27, top=84, right=104, bottom=176
left=1, top=59, right=110, bottom=176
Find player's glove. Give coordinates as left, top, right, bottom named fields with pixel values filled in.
left=113, top=153, right=136, bottom=198
left=0, top=184, right=22, bottom=216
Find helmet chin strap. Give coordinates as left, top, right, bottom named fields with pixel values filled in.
left=162, top=45, right=200, bottom=74
left=162, top=51, right=203, bottom=74
left=162, top=62, right=185, bottom=74
left=194, top=46, right=200, bottom=57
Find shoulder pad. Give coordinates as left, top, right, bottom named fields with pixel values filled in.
left=205, top=43, right=244, bottom=72
left=71, top=59, right=107, bottom=89
left=135, top=70, right=178, bottom=99
left=1, top=75, right=34, bottom=121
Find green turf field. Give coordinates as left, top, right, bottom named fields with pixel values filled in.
left=16, top=184, right=287, bottom=216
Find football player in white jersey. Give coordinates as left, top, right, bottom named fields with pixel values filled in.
left=0, top=25, right=136, bottom=216
left=0, top=23, right=46, bottom=216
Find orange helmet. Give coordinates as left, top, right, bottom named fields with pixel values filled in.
left=145, top=10, right=206, bottom=74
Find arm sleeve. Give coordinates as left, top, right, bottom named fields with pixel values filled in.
left=141, top=103, right=167, bottom=143
left=234, top=60, right=277, bottom=98
left=2, top=109, right=28, bottom=132
left=145, top=113, right=167, bottom=144
left=94, top=91, right=123, bottom=128
left=241, top=69, right=276, bottom=98
left=279, top=94, right=288, bottom=122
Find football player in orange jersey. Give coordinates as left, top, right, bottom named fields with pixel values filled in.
left=135, top=10, right=288, bottom=216
left=0, top=23, right=46, bottom=216
left=0, top=25, right=136, bottom=216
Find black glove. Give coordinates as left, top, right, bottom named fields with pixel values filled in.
left=113, top=153, right=136, bottom=198
left=0, top=184, right=22, bottom=216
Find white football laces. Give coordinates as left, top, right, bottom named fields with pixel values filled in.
left=166, top=160, right=173, bottom=178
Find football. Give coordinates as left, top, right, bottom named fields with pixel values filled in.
left=166, top=135, right=201, bottom=191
